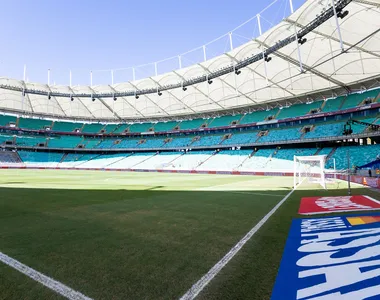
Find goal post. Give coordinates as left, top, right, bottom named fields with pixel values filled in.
left=294, top=155, right=327, bottom=189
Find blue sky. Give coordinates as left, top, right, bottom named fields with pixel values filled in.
left=0, top=0, right=304, bottom=85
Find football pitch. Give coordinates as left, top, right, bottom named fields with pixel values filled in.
left=0, top=169, right=378, bottom=300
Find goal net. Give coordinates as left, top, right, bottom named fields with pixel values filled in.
left=294, top=155, right=327, bottom=189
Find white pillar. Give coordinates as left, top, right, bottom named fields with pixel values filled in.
left=48, top=69, right=50, bottom=85
left=111, top=70, right=114, bottom=85
left=132, top=68, right=136, bottom=81
left=178, top=55, right=182, bottom=69
left=257, top=14, right=262, bottom=35
left=331, top=0, right=344, bottom=51
left=229, top=32, right=233, bottom=51
left=289, top=0, right=294, bottom=14
left=23, top=65, right=27, bottom=81
left=69, top=70, right=72, bottom=87
left=203, top=45, right=207, bottom=62
left=154, top=62, right=158, bottom=76
left=90, top=71, right=93, bottom=87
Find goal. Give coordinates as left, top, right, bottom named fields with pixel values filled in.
left=294, top=155, right=327, bottom=189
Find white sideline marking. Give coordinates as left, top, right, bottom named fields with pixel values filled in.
left=227, top=191, right=286, bottom=197
left=0, top=252, right=93, bottom=300
left=179, top=186, right=298, bottom=300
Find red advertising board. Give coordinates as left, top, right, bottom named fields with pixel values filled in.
left=299, top=195, right=380, bottom=215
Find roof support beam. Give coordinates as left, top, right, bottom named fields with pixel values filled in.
left=88, top=86, right=122, bottom=120
left=285, top=19, right=380, bottom=59
left=107, top=85, right=145, bottom=118
left=224, top=53, right=297, bottom=98
left=21, top=81, right=34, bottom=113
left=197, top=63, right=258, bottom=105
left=172, top=71, right=225, bottom=110
left=148, top=77, right=197, bottom=113
left=128, top=82, right=171, bottom=116
left=45, top=84, right=67, bottom=116
left=68, top=86, right=96, bottom=118
left=254, top=39, right=351, bottom=93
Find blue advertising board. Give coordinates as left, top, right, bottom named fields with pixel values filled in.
left=271, top=213, right=380, bottom=299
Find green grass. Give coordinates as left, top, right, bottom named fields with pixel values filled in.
left=0, top=169, right=378, bottom=300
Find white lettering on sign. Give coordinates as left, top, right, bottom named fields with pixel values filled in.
left=297, top=259, right=380, bottom=299
left=301, top=217, right=347, bottom=233
left=295, top=222, right=380, bottom=299
left=315, top=197, right=371, bottom=211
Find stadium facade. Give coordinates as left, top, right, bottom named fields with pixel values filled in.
left=0, top=0, right=379, bottom=177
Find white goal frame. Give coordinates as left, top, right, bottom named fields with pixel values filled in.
left=294, top=155, right=327, bottom=189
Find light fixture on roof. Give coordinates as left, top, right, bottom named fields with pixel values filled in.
left=135, top=95, right=139, bottom=99
left=92, top=96, right=96, bottom=102
left=158, top=91, right=162, bottom=96
left=48, top=93, right=51, bottom=100
left=298, top=37, right=307, bottom=45
left=264, top=53, right=272, bottom=62
left=235, top=69, right=241, bottom=75
left=208, top=79, right=213, bottom=84
left=70, top=95, right=74, bottom=101
left=337, top=10, right=349, bottom=19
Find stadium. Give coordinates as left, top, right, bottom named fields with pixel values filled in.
left=1, top=0, right=380, bottom=299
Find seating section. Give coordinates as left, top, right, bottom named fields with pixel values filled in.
left=19, top=151, right=63, bottom=164
left=128, top=123, right=153, bottom=133
left=163, top=136, right=194, bottom=148
left=222, top=132, right=257, bottom=145
left=304, top=123, right=344, bottom=139
left=191, top=135, right=224, bottom=147
left=0, top=115, right=16, bottom=127
left=240, top=108, right=278, bottom=125
left=16, top=135, right=47, bottom=147
left=53, top=121, right=83, bottom=132
left=48, top=136, right=82, bottom=148
left=83, top=139, right=101, bottom=148
left=18, top=118, right=52, bottom=130
left=82, top=123, right=105, bottom=133
left=322, top=96, right=344, bottom=113
left=178, top=119, right=206, bottom=130
left=259, top=127, right=301, bottom=142
left=274, top=148, right=317, bottom=160
left=153, top=121, right=178, bottom=132
left=208, top=115, right=241, bottom=128
left=340, top=89, right=380, bottom=110
left=0, top=135, right=13, bottom=144
left=330, top=144, right=380, bottom=169
left=278, top=102, right=322, bottom=119
left=0, top=151, right=21, bottom=163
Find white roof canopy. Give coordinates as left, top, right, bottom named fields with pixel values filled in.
left=0, top=0, right=379, bottom=121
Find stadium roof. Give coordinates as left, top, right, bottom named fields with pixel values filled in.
left=0, top=0, right=379, bottom=122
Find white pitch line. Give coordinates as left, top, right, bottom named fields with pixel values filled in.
left=0, top=252, right=93, bottom=300
left=227, top=191, right=287, bottom=197
left=179, top=186, right=298, bottom=300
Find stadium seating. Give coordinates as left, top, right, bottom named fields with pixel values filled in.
left=178, top=119, right=207, bottom=130
left=329, top=144, right=380, bottom=169
left=191, top=135, right=224, bottom=147
left=153, top=121, right=178, bottom=132
left=208, top=115, right=241, bottom=128
left=0, top=135, right=13, bottom=144
left=222, top=132, right=257, bottom=145
left=18, top=118, right=52, bottom=130
left=259, top=127, right=301, bottom=142
left=322, top=96, right=344, bottom=113
left=163, top=136, right=194, bottom=148
left=112, top=124, right=129, bottom=134
left=239, top=109, right=278, bottom=125
left=0, top=115, right=16, bottom=127
left=128, top=123, right=153, bottom=133
left=83, top=138, right=102, bottom=148
left=53, top=121, right=83, bottom=132
left=0, top=151, right=21, bottom=163
left=304, top=123, right=344, bottom=139
left=48, top=136, right=82, bottom=148
left=340, top=89, right=380, bottom=110
left=16, top=135, right=47, bottom=147
left=82, top=123, right=105, bottom=133
left=139, top=138, right=166, bottom=149
left=103, top=124, right=119, bottom=134
left=277, top=102, right=322, bottom=119
left=19, top=151, right=63, bottom=164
